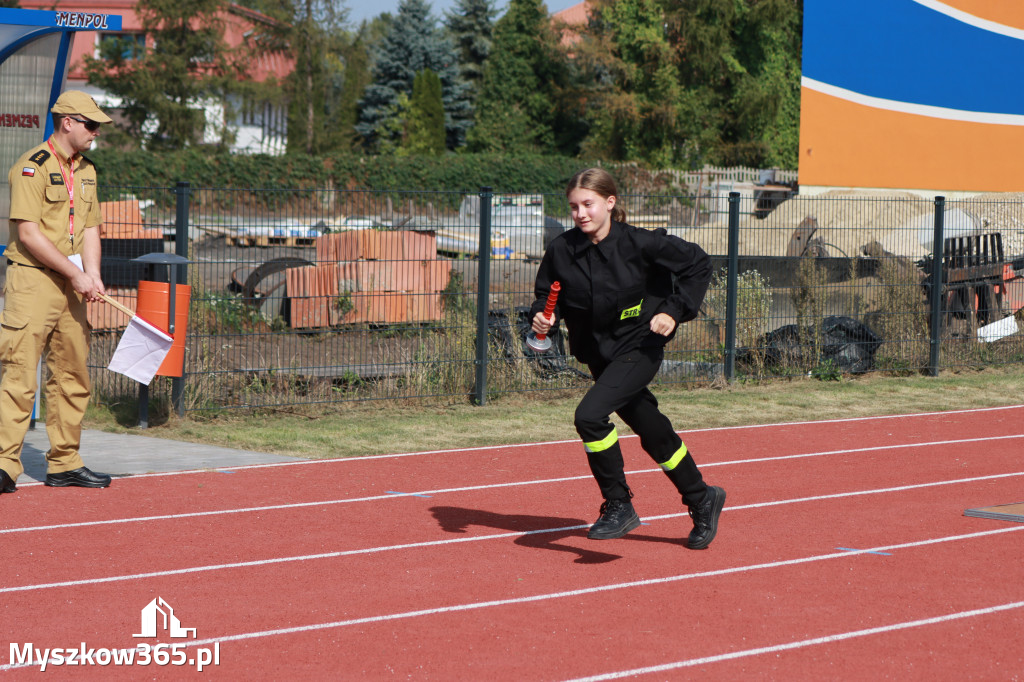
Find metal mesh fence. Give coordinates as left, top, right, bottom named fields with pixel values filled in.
left=83, top=184, right=1024, bottom=413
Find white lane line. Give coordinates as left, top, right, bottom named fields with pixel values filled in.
left=678, top=403, right=1024, bottom=433
left=4, top=432, right=1023, bottom=536
left=564, top=598, right=1024, bottom=681
left=28, top=403, right=1019, bottom=483
left=2, top=525, right=1018, bottom=664
left=2, top=473, right=1022, bottom=594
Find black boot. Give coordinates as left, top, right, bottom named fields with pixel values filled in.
left=584, top=443, right=638, bottom=539
left=588, top=494, right=641, bottom=540
left=0, top=469, right=16, bottom=494
left=687, top=486, right=726, bottom=549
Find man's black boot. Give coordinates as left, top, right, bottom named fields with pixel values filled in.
left=0, top=469, right=16, bottom=494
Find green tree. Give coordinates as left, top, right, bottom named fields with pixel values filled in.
left=574, top=0, right=686, bottom=166
left=290, top=0, right=345, bottom=154
left=330, top=21, right=385, bottom=152
left=246, top=0, right=352, bottom=154
left=405, top=68, right=446, bottom=155
left=735, top=0, right=803, bottom=168
left=467, top=0, right=580, bottom=155
left=83, top=0, right=240, bottom=150
left=664, top=0, right=802, bottom=167
left=444, top=0, right=497, bottom=100
left=374, top=92, right=411, bottom=155
left=356, top=0, right=472, bottom=150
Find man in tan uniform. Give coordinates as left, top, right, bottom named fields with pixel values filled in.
left=0, top=90, right=112, bottom=493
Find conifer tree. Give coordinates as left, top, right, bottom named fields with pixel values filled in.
left=332, top=23, right=381, bottom=152
left=405, top=69, right=446, bottom=156
left=444, top=0, right=497, bottom=100
left=356, top=0, right=472, bottom=150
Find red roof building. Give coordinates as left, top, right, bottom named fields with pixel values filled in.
left=552, top=1, right=591, bottom=47
left=18, top=0, right=294, bottom=154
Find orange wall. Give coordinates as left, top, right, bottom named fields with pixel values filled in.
left=800, top=1, right=1024, bottom=191
left=799, top=88, right=1024, bottom=192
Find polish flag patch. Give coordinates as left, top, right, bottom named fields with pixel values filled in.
left=21, top=167, right=34, bottom=176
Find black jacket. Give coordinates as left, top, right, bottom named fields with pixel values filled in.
left=531, top=221, right=712, bottom=365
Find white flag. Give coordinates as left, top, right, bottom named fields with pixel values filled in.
left=107, top=316, right=174, bottom=385
left=978, top=314, right=1018, bottom=343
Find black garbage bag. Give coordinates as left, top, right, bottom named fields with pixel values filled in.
left=487, top=307, right=589, bottom=379
left=751, top=316, right=882, bottom=374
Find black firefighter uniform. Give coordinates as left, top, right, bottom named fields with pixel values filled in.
left=531, top=221, right=713, bottom=503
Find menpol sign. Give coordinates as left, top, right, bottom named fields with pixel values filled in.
left=54, top=12, right=110, bottom=29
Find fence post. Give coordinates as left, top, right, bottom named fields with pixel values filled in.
left=473, top=187, right=493, bottom=405
left=723, top=191, right=740, bottom=381
left=928, top=196, right=945, bottom=376
left=172, top=181, right=190, bottom=415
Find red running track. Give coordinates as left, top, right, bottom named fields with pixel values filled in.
left=1, top=405, right=1023, bottom=679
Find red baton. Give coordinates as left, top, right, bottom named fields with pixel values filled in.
left=527, top=281, right=560, bottom=352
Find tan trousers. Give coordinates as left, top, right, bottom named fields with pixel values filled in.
left=0, top=264, right=90, bottom=480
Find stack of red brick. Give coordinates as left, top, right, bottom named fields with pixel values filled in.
left=287, top=230, right=452, bottom=328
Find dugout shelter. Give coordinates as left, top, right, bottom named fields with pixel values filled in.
left=0, top=7, right=122, bottom=249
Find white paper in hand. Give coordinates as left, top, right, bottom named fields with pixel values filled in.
left=107, top=316, right=174, bottom=385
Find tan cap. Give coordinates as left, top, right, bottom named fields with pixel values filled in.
left=50, top=90, right=113, bottom=123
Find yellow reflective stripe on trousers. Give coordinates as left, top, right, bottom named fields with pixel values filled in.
left=583, top=428, right=618, bottom=453
left=659, top=444, right=688, bottom=471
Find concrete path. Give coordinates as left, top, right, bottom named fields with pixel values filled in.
left=20, top=426, right=300, bottom=484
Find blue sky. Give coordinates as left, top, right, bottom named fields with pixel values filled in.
left=345, top=0, right=580, bottom=26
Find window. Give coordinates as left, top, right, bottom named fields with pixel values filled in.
left=97, top=32, right=146, bottom=60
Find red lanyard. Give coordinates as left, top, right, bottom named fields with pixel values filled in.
left=47, top=140, right=75, bottom=246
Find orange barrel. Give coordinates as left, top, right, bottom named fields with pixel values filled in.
left=136, top=280, right=191, bottom=377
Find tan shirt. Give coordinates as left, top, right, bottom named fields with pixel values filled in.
left=6, top=138, right=101, bottom=266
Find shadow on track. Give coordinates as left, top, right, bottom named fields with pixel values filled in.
left=430, top=505, right=685, bottom=564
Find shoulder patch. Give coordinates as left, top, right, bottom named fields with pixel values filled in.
left=28, top=149, right=50, bottom=166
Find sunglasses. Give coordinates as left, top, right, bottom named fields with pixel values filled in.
left=67, top=116, right=101, bottom=132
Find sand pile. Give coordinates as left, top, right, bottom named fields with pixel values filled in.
left=681, top=190, right=1024, bottom=261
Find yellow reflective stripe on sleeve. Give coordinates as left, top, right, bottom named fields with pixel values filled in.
left=659, top=444, right=689, bottom=471
left=583, top=428, right=618, bottom=453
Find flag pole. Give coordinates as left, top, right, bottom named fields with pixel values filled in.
left=96, top=291, right=137, bottom=318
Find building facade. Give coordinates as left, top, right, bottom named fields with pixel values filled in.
left=17, top=0, right=293, bottom=155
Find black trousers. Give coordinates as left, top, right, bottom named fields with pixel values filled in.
left=575, top=347, right=705, bottom=505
